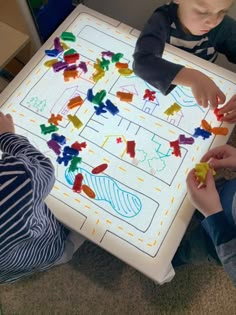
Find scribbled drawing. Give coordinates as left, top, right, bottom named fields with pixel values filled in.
left=151, top=135, right=172, bottom=159
left=135, top=149, right=167, bottom=172
left=170, top=86, right=204, bottom=112
left=65, top=167, right=142, bottom=218
left=27, top=97, right=47, bottom=112
left=102, top=131, right=175, bottom=176
left=136, top=137, right=170, bottom=173
left=135, top=150, right=147, bottom=163
left=147, top=157, right=166, bottom=173
left=81, top=115, right=184, bottom=185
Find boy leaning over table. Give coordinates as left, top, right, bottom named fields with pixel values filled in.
left=133, top=0, right=236, bottom=121
left=133, top=0, right=236, bottom=286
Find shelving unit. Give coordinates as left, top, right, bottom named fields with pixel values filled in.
left=0, top=21, right=29, bottom=69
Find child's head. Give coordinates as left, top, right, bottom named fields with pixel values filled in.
left=174, top=0, right=233, bottom=35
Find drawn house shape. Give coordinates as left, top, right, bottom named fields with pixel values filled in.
left=166, top=109, right=184, bottom=127
left=52, top=86, right=86, bottom=119
left=142, top=99, right=159, bottom=114
left=119, top=84, right=139, bottom=96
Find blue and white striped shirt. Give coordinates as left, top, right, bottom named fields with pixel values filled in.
left=133, top=2, right=236, bottom=95
left=0, top=133, right=67, bottom=283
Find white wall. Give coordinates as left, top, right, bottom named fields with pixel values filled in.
left=85, top=0, right=166, bottom=30
left=85, top=0, right=236, bottom=72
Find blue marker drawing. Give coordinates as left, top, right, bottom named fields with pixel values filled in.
left=65, top=167, right=142, bottom=218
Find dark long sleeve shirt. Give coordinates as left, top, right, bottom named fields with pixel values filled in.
left=202, top=211, right=236, bottom=286
left=0, top=133, right=67, bottom=283
left=133, top=2, right=236, bottom=285
left=133, top=2, right=236, bottom=95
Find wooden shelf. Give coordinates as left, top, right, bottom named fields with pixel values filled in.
left=0, top=21, right=29, bottom=69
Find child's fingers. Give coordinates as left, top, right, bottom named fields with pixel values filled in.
left=200, top=151, right=216, bottom=163
left=219, top=95, right=236, bottom=113
left=209, top=95, right=218, bottom=109
left=219, top=102, right=235, bottom=114
left=221, top=115, right=236, bottom=123
left=200, top=146, right=225, bottom=163
left=205, top=170, right=215, bottom=186
left=195, top=96, right=204, bottom=107
left=207, top=158, right=219, bottom=169
left=197, top=95, right=208, bottom=108
left=186, top=169, right=194, bottom=185
left=186, top=169, right=199, bottom=189
left=217, top=90, right=226, bottom=105
left=0, top=112, right=12, bottom=120
left=6, top=113, right=13, bottom=121
left=201, top=98, right=208, bottom=108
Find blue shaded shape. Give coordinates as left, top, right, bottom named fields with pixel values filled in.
left=65, top=168, right=142, bottom=218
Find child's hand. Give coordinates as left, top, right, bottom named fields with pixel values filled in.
left=218, top=94, right=236, bottom=123
left=186, top=169, right=222, bottom=217
left=0, top=112, right=15, bottom=135
left=173, top=68, right=225, bottom=109
left=201, top=144, right=236, bottom=171
left=189, top=70, right=225, bottom=109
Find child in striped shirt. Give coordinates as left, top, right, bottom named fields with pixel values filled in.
left=0, top=112, right=85, bottom=283
left=133, top=0, right=236, bottom=120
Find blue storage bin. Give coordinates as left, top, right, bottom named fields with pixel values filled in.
left=27, top=0, right=75, bottom=42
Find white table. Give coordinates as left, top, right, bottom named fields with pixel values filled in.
left=1, top=4, right=236, bottom=284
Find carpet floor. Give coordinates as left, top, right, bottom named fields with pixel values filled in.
left=0, top=240, right=235, bottom=315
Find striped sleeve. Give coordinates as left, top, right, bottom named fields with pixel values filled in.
left=0, top=132, right=55, bottom=199
left=0, top=156, right=33, bottom=254
left=0, top=133, right=66, bottom=283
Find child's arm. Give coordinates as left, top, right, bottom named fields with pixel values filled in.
left=186, top=169, right=236, bottom=286
left=173, top=68, right=225, bottom=109
left=133, top=10, right=225, bottom=109
left=186, top=169, right=223, bottom=218
left=133, top=10, right=184, bottom=95
left=201, top=144, right=236, bottom=171
left=0, top=113, right=55, bottom=198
